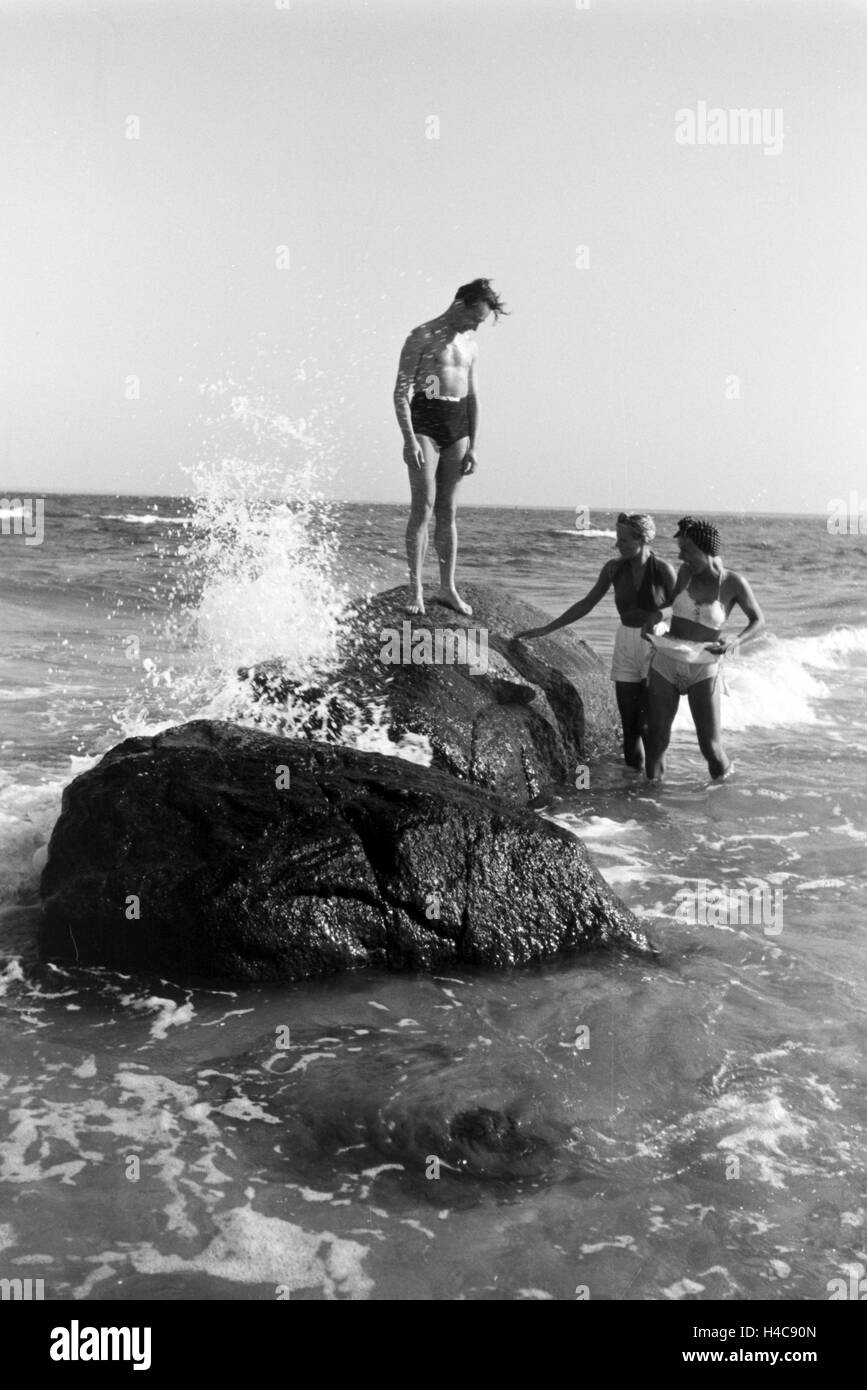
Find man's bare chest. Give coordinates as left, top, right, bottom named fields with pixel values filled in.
left=419, top=333, right=474, bottom=371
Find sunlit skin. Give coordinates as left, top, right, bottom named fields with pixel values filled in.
left=393, top=298, right=491, bottom=616
left=514, top=524, right=676, bottom=771
left=642, top=534, right=765, bottom=782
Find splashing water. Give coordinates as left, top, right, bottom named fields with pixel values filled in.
left=180, top=381, right=352, bottom=676
left=186, top=389, right=349, bottom=674
left=112, top=380, right=430, bottom=764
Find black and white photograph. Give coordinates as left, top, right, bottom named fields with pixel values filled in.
left=1, top=0, right=865, bottom=1340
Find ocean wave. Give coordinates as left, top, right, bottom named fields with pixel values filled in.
left=0, top=758, right=97, bottom=917
left=549, top=528, right=617, bottom=539
left=693, top=624, right=867, bottom=733
left=0, top=687, right=50, bottom=702
left=785, top=624, right=867, bottom=669
left=101, top=513, right=192, bottom=526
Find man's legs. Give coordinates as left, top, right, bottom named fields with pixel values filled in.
left=405, top=434, right=439, bottom=614
left=432, top=437, right=472, bottom=616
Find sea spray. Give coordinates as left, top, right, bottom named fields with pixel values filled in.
left=182, top=379, right=351, bottom=678
left=112, top=380, right=431, bottom=763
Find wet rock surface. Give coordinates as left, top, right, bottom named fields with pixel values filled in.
left=39, top=719, right=652, bottom=981
left=239, top=581, right=615, bottom=804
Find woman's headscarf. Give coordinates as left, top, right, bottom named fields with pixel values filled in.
left=674, top=516, right=722, bottom=556
left=616, top=511, right=656, bottom=544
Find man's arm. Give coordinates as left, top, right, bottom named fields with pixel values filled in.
left=465, top=348, right=479, bottom=457
left=393, top=330, right=424, bottom=464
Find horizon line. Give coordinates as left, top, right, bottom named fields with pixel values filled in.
left=1, top=491, right=831, bottom=517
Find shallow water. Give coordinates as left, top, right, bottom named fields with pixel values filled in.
left=1, top=497, right=866, bottom=1299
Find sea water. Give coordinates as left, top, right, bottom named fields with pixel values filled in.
left=1, top=455, right=866, bottom=1299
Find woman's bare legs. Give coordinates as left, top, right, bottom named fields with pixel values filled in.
left=687, top=673, right=730, bottom=780
left=615, top=680, right=646, bottom=770
left=645, top=667, right=680, bottom=780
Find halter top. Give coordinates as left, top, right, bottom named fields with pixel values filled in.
left=671, top=573, right=727, bottom=630
left=612, top=552, right=671, bottom=619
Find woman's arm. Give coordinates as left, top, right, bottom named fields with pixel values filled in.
left=660, top=558, right=680, bottom=608
left=514, top=564, right=613, bottom=640
left=640, top=560, right=683, bottom=636
left=705, top=573, right=765, bottom=655
left=670, top=562, right=690, bottom=602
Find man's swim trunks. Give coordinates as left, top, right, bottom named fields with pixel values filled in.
left=410, top=392, right=470, bottom=449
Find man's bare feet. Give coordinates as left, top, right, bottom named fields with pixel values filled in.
left=406, top=591, right=425, bottom=615
left=432, top=587, right=473, bottom=616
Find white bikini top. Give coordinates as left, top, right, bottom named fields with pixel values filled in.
left=671, top=574, right=727, bottom=630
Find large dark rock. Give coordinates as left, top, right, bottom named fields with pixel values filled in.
left=39, top=720, right=652, bottom=982
left=238, top=582, right=619, bottom=805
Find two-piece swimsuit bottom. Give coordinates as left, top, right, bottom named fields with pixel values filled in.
left=647, top=582, right=728, bottom=695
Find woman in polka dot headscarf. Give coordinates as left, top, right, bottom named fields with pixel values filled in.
left=642, top=516, right=765, bottom=781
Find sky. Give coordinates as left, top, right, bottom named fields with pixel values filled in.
left=2, top=0, right=867, bottom=512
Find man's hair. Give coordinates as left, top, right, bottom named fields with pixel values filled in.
left=454, top=278, right=509, bottom=321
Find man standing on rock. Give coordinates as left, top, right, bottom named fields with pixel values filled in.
left=393, top=278, right=508, bottom=616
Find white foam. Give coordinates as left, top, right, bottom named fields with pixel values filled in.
left=102, top=513, right=192, bottom=526
left=802, top=1077, right=842, bottom=1112
left=117, top=994, right=196, bottom=1040
left=286, top=1051, right=337, bottom=1075
left=663, top=1277, right=705, bottom=1299
left=670, top=624, right=867, bottom=734
left=0, top=687, right=50, bottom=702
left=786, top=624, right=867, bottom=669
left=216, top=1098, right=279, bottom=1124
left=0, top=775, right=72, bottom=910
left=546, top=813, right=642, bottom=841
left=289, top=1185, right=337, bottom=1203
left=100, top=1205, right=373, bottom=1299
left=0, top=958, right=25, bottom=996
left=699, top=1091, right=813, bottom=1188
left=600, top=865, right=654, bottom=887
left=841, top=1211, right=864, bottom=1227
left=580, top=1236, right=637, bottom=1254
